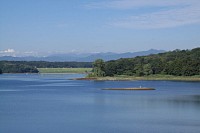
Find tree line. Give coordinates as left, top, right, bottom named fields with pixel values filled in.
left=0, top=61, right=92, bottom=73
left=92, top=48, right=200, bottom=77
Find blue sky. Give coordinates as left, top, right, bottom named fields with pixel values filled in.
left=0, top=0, right=200, bottom=56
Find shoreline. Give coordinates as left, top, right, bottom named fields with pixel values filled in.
left=102, top=88, right=155, bottom=90
left=1, top=73, right=200, bottom=81
left=74, top=75, right=200, bottom=82
left=38, top=72, right=88, bottom=74
left=0, top=73, right=87, bottom=75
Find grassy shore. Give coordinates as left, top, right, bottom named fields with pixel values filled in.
left=37, top=68, right=92, bottom=74
left=77, top=74, right=200, bottom=81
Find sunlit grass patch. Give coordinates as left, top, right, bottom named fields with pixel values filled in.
left=38, top=68, right=92, bottom=73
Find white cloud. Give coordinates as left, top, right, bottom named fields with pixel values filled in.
left=0, top=49, right=15, bottom=53
left=0, top=49, right=16, bottom=57
left=0, top=49, right=40, bottom=57
left=86, top=0, right=200, bottom=29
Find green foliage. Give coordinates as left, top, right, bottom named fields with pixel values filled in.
left=0, top=69, right=2, bottom=74
left=143, top=64, right=153, bottom=75
left=0, top=61, right=92, bottom=73
left=92, top=47, right=200, bottom=77
left=104, top=61, right=117, bottom=76
left=92, top=59, right=106, bottom=77
left=0, top=62, right=39, bottom=73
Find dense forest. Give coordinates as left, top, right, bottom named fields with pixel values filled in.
left=0, top=61, right=39, bottom=73
left=0, top=61, right=92, bottom=73
left=92, top=48, right=200, bottom=77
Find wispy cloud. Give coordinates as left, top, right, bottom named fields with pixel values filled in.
left=86, top=0, right=195, bottom=9
left=0, top=49, right=89, bottom=57
left=0, top=49, right=39, bottom=57
left=86, top=0, right=200, bottom=29
left=112, top=4, right=200, bottom=29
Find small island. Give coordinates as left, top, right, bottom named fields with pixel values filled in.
left=102, top=88, right=155, bottom=91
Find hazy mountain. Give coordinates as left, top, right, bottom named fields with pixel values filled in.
left=0, top=56, right=42, bottom=61
left=0, top=49, right=165, bottom=62
left=77, top=49, right=165, bottom=61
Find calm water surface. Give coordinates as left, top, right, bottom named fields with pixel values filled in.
left=0, top=74, right=200, bottom=133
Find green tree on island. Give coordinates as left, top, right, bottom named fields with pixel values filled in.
left=92, top=59, right=105, bottom=77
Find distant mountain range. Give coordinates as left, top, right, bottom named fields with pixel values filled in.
left=0, top=49, right=165, bottom=62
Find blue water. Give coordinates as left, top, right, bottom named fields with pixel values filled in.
left=0, top=74, right=200, bottom=133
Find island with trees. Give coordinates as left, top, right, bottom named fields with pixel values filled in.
left=85, top=48, right=200, bottom=81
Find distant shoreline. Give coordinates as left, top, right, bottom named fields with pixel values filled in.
left=1, top=73, right=86, bottom=75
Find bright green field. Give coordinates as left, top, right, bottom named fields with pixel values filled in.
left=38, top=68, right=92, bottom=73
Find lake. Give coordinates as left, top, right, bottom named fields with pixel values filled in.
left=0, top=74, right=200, bottom=133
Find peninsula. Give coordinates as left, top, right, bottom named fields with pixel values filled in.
left=81, top=48, right=200, bottom=81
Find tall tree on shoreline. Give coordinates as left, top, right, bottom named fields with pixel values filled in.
left=92, top=59, right=105, bottom=77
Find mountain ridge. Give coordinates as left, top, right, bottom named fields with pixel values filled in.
left=0, top=49, right=165, bottom=62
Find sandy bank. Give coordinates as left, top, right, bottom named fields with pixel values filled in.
left=102, top=88, right=155, bottom=91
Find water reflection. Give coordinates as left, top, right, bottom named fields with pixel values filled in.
left=147, top=95, right=200, bottom=109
